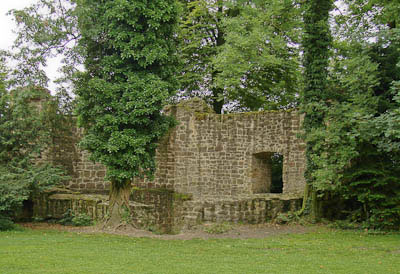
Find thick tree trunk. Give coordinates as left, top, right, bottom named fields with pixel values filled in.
left=299, top=183, right=309, bottom=215
left=103, top=181, right=132, bottom=229
left=299, top=184, right=322, bottom=221
left=310, top=190, right=320, bottom=220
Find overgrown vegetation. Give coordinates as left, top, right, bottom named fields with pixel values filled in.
left=0, top=64, right=68, bottom=230
left=178, top=0, right=301, bottom=112
left=301, top=0, right=400, bottom=229
left=74, top=0, right=180, bottom=227
left=58, top=209, right=93, bottom=227
left=203, top=222, right=233, bottom=234
left=2, top=0, right=400, bottom=231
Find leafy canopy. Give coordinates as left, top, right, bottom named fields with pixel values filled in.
left=75, top=0, right=179, bottom=186
left=178, top=0, right=302, bottom=112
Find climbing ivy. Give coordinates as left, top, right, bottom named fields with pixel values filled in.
left=74, top=0, right=179, bottom=224
left=300, top=0, right=334, bottom=218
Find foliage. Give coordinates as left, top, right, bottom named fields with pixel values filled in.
left=214, top=0, right=302, bottom=111
left=275, top=212, right=302, bottom=225
left=329, top=220, right=362, bottom=230
left=303, top=0, right=400, bottom=229
left=178, top=0, right=301, bottom=112
left=0, top=217, right=16, bottom=231
left=58, top=209, right=93, bottom=226
left=0, top=2, right=76, bottom=230
left=75, top=0, right=179, bottom=187
left=177, top=0, right=228, bottom=113
left=0, top=63, right=68, bottom=229
left=5, top=0, right=81, bottom=92
left=300, top=0, right=333, bottom=218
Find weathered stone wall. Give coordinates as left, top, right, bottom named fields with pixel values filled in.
left=59, top=98, right=306, bottom=198
left=134, top=98, right=306, bottom=197
left=33, top=189, right=301, bottom=233
left=43, top=98, right=306, bottom=231
left=67, top=149, right=109, bottom=193
left=182, top=194, right=302, bottom=227
left=53, top=128, right=109, bottom=193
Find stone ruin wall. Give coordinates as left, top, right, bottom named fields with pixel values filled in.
left=41, top=98, right=306, bottom=230
left=58, top=98, right=306, bottom=198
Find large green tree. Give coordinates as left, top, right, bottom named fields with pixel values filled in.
left=178, top=0, right=228, bottom=113
left=178, top=0, right=302, bottom=112
left=214, top=0, right=302, bottom=111
left=303, top=0, right=400, bottom=228
left=74, top=0, right=179, bottom=226
left=300, top=0, right=334, bottom=218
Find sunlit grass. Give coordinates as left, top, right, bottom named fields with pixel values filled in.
left=1, top=227, right=399, bottom=274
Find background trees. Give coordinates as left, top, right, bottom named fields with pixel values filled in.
left=178, top=0, right=302, bottom=112
left=302, top=0, right=400, bottom=228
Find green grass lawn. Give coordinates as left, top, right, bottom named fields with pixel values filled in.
left=1, top=227, right=399, bottom=274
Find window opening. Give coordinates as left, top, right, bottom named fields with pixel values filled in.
left=251, top=152, right=283, bottom=194
left=270, top=153, right=283, bottom=193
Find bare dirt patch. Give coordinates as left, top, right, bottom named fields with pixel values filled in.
left=20, top=222, right=317, bottom=240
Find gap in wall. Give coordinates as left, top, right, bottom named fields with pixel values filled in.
left=251, top=152, right=283, bottom=194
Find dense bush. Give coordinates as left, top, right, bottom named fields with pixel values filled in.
left=58, top=209, right=93, bottom=227
left=0, top=79, right=68, bottom=230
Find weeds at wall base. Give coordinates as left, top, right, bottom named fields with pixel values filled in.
left=58, top=209, right=93, bottom=227
left=203, top=222, right=233, bottom=234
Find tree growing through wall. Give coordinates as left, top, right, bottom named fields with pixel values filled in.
left=74, top=0, right=179, bottom=226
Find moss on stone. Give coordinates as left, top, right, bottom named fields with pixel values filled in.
left=173, top=193, right=193, bottom=201
left=131, top=187, right=192, bottom=201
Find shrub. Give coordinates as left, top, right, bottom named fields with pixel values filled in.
left=0, top=85, right=70, bottom=230
left=0, top=216, right=16, bottom=231
left=58, top=210, right=93, bottom=227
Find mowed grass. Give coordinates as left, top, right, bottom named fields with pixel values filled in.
left=1, top=227, right=399, bottom=274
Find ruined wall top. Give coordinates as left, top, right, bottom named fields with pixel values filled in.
left=136, top=98, right=306, bottom=197
left=59, top=98, right=306, bottom=198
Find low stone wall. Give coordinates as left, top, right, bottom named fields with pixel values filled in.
left=32, top=188, right=157, bottom=230
left=33, top=188, right=109, bottom=220
left=33, top=188, right=302, bottom=233
left=32, top=188, right=192, bottom=234
left=182, top=194, right=302, bottom=228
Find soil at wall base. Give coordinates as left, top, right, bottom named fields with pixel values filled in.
left=19, top=222, right=318, bottom=240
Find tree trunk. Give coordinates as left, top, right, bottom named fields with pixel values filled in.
left=104, top=180, right=132, bottom=229
left=299, top=183, right=310, bottom=215
left=211, top=3, right=225, bottom=114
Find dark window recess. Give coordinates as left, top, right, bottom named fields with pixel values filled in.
left=270, top=153, right=283, bottom=193
left=251, top=152, right=283, bottom=194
